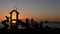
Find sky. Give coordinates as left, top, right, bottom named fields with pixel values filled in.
left=0, top=0, right=60, bottom=22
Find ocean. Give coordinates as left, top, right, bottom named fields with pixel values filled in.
left=43, top=23, right=60, bottom=28
left=0, top=22, right=60, bottom=28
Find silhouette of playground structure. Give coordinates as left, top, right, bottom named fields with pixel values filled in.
left=1, top=8, right=42, bottom=31
left=1, top=8, right=60, bottom=33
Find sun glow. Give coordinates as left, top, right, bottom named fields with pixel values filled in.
left=12, top=21, right=16, bottom=23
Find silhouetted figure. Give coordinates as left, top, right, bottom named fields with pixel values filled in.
left=44, top=20, right=48, bottom=23
left=31, top=18, right=34, bottom=28
left=40, top=20, right=43, bottom=32
left=25, top=18, right=30, bottom=29
left=5, top=16, right=9, bottom=22
left=2, top=16, right=9, bottom=29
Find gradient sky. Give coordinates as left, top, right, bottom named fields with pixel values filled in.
left=0, top=0, right=60, bottom=22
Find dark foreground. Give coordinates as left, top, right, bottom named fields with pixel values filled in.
left=0, top=27, right=60, bottom=34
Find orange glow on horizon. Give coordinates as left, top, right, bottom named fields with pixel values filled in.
left=0, top=15, right=60, bottom=22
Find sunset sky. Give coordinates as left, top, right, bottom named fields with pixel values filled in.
left=0, top=0, right=60, bottom=22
